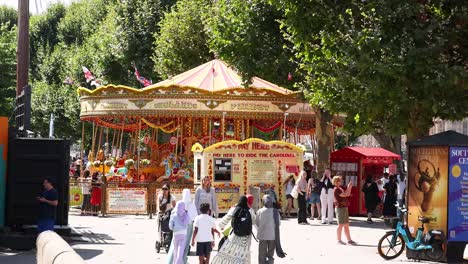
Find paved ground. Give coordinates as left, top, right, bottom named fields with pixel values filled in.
left=0, top=209, right=436, bottom=264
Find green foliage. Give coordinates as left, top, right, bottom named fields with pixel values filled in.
left=153, top=0, right=213, bottom=78
left=207, top=0, right=296, bottom=88
left=270, top=0, right=467, bottom=139
left=0, top=6, right=17, bottom=29
left=0, top=22, right=16, bottom=117
left=116, top=0, right=173, bottom=85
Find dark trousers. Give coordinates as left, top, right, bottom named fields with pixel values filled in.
left=298, top=193, right=307, bottom=223
left=37, top=218, right=54, bottom=233
left=259, top=240, right=276, bottom=264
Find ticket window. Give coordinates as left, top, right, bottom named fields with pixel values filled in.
left=214, top=158, right=232, bottom=182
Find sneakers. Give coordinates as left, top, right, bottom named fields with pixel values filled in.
left=337, top=240, right=346, bottom=245
left=347, top=240, right=357, bottom=245
left=366, top=219, right=373, bottom=224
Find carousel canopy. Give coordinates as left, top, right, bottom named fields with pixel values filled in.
left=149, top=59, right=296, bottom=95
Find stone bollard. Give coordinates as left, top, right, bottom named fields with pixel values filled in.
left=36, top=231, right=85, bottom=264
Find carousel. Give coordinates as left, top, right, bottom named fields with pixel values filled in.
left=77, top=59, right=341, bottom=214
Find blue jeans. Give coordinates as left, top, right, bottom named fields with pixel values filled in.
left=38, top=218, right=54, bottom=233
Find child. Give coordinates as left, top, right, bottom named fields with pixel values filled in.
left=192, top=203, right=220, bottom=264
left=169, top=201, right=189, bottom=264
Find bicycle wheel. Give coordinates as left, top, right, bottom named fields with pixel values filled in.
left=378, top=231, right=406, bottom=260
left=424, top=233, right=447, bottom=261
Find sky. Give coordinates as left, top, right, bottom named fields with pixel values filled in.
left=1, top=0, right=75, bottom=14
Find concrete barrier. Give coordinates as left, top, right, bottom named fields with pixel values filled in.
left=36, top=231, right=85, bottom=264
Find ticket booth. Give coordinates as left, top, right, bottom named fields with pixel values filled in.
left=195, top=138, right=304, bottom=213
left=330, top=147, right=401, bottom=216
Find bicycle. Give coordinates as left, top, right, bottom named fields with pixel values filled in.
left=377, top=204, right=447, bottom=261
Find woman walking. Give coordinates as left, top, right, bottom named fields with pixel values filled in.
left=212, top=195, right=255, bottom=264
left=195, top=176, right=218, bottom=218
left=157, top=184, right=176, bottom=212
left=307, top=176, right=322, bottom=221
left=320, top=169, right=335, bottom=224
left=296, top=171, right=308, bottom=224
left=383, top=175, right=398, bottom=217
left=361, top=175, right=380, bottom=224
left=283, top=175, right=295, bottom=218
left=333, top=176, right=356, bottom=245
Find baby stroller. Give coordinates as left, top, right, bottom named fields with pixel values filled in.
left=155, top=206, right=173, bottom=253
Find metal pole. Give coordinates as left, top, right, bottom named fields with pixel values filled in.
left=16, top=0, right=29, bottom=96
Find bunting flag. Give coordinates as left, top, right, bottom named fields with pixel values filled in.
left=82, top=66, right=95, bottom=83
left=63, top=76, right=75, bottom=85
left=133, top=65, right=152, bottom=87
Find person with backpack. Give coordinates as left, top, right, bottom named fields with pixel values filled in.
left=256, top=194, right=286, bottom=264
left=212, top=195, right=255, bottom=264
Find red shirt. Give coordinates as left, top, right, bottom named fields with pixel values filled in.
left=334, top=187, right=349, bottom=208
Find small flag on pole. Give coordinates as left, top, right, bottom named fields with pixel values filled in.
left=133, top=64, right=152, bottom=87
left=287, top=72, right=293, bottom=81
left=82, top=66, right=95, bottom=83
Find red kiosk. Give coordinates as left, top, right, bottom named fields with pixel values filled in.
left=330, top=147, right=401, bottom=216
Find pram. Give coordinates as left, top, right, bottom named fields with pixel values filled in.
left=155, top=207, right=173, bottom=253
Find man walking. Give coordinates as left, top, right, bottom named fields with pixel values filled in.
left=257, top=194, right=280, bottom=264
left=37, top=178, right=58, bottom=233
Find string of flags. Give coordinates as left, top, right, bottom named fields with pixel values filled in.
left=63, top=65, right=153, bottom=88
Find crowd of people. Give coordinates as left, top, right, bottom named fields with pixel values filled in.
left=159, top=177, right=286, bottom=264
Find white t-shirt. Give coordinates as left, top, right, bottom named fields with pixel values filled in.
left=80, top=180, right=91, bottom=195
left=194, top=214, right=216, bottom=242
left=285, top=181, right=294, bottom=195
left=397, top=180, right=406, bottom=200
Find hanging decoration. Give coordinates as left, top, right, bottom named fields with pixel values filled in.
left=141, top=118, right=178, bottom=133
left=253, top=126, right=280, bottom=141
left=253, top=121, right=282, bottom=133
left=284, top=125, right=316, bottom=135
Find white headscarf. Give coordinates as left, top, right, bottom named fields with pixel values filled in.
left=182, top=189, right=198, bottom=221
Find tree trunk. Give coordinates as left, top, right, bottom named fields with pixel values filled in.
left=314, top=107, right=333, bottom=177
left=372, top=132, right=404, bottom=172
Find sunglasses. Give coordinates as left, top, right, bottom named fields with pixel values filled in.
left=162, top=188, right=168, bottom=191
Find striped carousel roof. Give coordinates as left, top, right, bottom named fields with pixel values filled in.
left=147, top=59, right=295, bottom=95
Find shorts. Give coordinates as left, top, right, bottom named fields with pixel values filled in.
left=286, top=194, right=293, bottom=199
left=335, top=207, right=349, bottom=225
left=196, top=242, right=212, bottom=256
left=307, top=193, right=320, bottom=204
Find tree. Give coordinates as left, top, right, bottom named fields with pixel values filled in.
left=153, top=0, right=213, bottom=78
left=269, top=0, right=467, bottom=148
left=206, top=0, right=296, bottom=88
left=0, top=22, right=16, bottom=117
left=116, top=0, right=172, bottom=85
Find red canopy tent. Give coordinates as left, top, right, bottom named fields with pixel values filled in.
left=330, top=147, right=401, bottom=215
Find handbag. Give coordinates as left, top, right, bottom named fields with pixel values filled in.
left=290, top=185, right=298, bottom=199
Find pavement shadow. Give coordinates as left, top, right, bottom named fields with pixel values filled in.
left=69, top=229, right=123, bottom=245
left=350, top=219, right=388, bottom=230
left=0, top=249, right=35, bottom=264
left=74, top=248, right=104, bottom=260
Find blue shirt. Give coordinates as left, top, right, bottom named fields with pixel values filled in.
left=39, top=188, right=58, bottom=220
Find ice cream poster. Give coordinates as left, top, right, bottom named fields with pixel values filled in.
left=448, top=147, right=468, bottom=241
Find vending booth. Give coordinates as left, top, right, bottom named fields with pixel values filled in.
left=330, top=147, right=401, bottom=216
left=407, top=130, right=468, bottom=262
left=193, top=138, right=304, bottom=213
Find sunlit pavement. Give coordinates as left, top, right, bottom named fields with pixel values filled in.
left=0, top=208, right=436, bottom=264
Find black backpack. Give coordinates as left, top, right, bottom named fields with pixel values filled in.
left=231, top=207, right=252, bottom=237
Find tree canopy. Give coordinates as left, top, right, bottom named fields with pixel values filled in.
left=269, top=0, right=467, bottom=141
